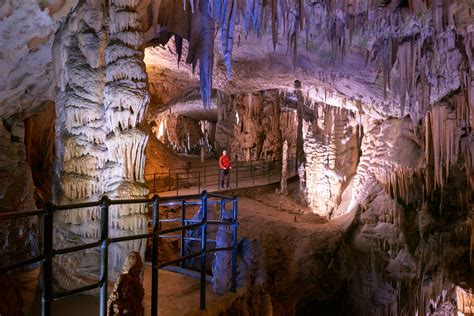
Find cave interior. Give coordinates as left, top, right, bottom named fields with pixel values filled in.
left=0, top=0, right=473, bottom=315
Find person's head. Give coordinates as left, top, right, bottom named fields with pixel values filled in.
left=222, top=150, right=227, bottom=156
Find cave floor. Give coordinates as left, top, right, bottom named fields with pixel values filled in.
left=22, top=267, right=237, bottom=316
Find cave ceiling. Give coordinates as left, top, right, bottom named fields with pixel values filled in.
left=0, top=0, right=472, bottom=122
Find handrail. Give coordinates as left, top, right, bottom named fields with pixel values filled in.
left=144, top=155, right=294, bottom=176
left=0, top=190, right=238, bottom=316
left=149, top=155, right=298, bottom=195
left=0, top=209, right=45, bottom=220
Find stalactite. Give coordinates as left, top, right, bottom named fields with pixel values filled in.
left=220, top=0, right=236, bottom=80
left=427, top=105, right=458, bottom=191
left=147, top=0, right=469, bottom=113
left=385, top=167, right=420, bottom=204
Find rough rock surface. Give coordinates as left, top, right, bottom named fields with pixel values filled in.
left=51, top=0, right=149, bottom=289
left=302, top=102, right=360, bottom=218
left=215, top=89, right=297, bottom=161
left=0, top=115, right=39, bottom=267
left=24, top=101, right=55, bottom=206
left=107, top=251, right=145, bottom=316
left=143, top=122, right=188, bottom=193
left=153, top=113, right=204, bottom=154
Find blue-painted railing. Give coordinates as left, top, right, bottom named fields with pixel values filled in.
left=0, top=191, right=238, bottom=316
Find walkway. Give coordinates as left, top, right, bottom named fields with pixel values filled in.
left=21, top=267, right=236, bottom=316
left=148, top=156, right=298, bottom=197
left=1, top=192, right=238, bottom=316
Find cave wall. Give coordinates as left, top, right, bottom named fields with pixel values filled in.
left=152, top=113, right=204, bottom=154
left=227, top=93, right=472, bottom=315
left=143, top=122, right=188, bottom=193
left=24, top=101, right=55, bottom=207
left=215, top=90, right=297, bottom=161
left=0, top=115, right=39, bottom=267
left=338, top=92, right=473, bottom=314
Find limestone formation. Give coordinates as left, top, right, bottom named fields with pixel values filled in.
left=303, top=102, right=360, bottom=218
left=280, top=140, right=289, bottom=195
left=107, top=251, right=145, bottom=316
left=215, top=90, right=297, bottom=161
left=152, top=113, right=204, bottom=154
left=0, top=116, right=39, bottom=267
left=51, top=0, right=150, bottom=288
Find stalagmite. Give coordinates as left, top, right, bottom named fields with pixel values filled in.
left=280, top=140, right=288, bottom=195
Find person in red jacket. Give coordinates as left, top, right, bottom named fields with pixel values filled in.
left=218, top=150, right=232, bottom=189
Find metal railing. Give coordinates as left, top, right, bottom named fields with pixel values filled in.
left=0, top=191, right=238, bottom=316
left=148, top=155, right=297, bottom=195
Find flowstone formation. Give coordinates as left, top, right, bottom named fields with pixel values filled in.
left=52, top=0, right=149, bottom=289
left=338, top=104, right=473, bottom=314
left=215, top=90, right=297, bottom=161
left=302, top=102, right=360, bottom=218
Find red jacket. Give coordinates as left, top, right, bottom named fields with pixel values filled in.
left=219, top=155, right=231, bottom=169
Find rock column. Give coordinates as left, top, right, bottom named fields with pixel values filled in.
left=104, top=0, right=150, bottom=265
left=53, top=0, right=150, bottom=287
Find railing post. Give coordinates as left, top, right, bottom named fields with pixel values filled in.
left=151, top=195, right=160, bottom=316
left=198, top=171, right=201, bottom=194
left=99, top=196, right=110, bottom=316
left=41, top=202, right=54, bottom=316
left=251, top=160, right=254, bottom=186
left=180, top=200, right=186, bottom=269
left=220, top=199, right=225, bottom=219
left=200, top=191, right=208, bottom=310
left=176, top=173, right=179, bottom=196
left=153, top=173, right=156, bottom=194
left=236, top=162, right=239, bottom=188
left=268, top=161, right=271, bottom=184
left=231, top=194, right=238, bottom=293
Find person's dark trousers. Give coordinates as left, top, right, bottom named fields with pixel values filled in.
left=220, top=169, right=230, bottom=189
